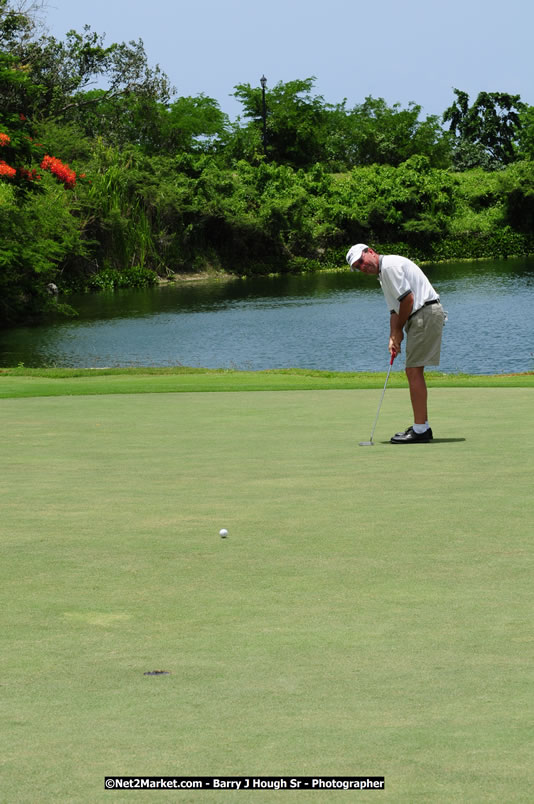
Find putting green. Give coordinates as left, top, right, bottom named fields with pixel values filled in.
left=1, top=388, right=533, bottom=802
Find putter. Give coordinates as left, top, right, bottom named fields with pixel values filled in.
left=359, top=351, right=396, bottom=446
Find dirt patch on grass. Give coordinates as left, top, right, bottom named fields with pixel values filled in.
left=157, top=271, right=234, bottom=284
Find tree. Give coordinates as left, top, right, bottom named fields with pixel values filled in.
left=343, top=97, right=450, bottom=168
left=153, top=95, right=229, bottom=155
left=59, top=91, right=229, bottom=155
left=516, top=105, right=534, bottom=161
left=0, top=1, right=44, bottom=134
left=229, top=83, right=451, bottom=171
left=443, top=89, right=524, bottom=169
left=0, top=1, right=90, bottom=323
left=1, top=0, right=172, bottom=124
left=497, top=160, right=534, bottom=233
left=329, top=155, right=457, bottom=249
left=231, top=77, right=332, bottom=168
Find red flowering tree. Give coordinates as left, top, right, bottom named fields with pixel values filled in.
left=0, top=131, right=17, bottom=178
left=40, top=154, right=76, bottom=189
left=0, top=45, right=44, bottom=190
left=0, top=35, right=86, bottom=323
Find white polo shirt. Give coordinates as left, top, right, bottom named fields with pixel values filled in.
left=378, top=255, right=439, bottom=315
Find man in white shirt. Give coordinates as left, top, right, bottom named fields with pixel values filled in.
left=346, top=244, right=446, bottom=444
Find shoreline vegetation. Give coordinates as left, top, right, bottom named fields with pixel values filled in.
left=154, top=249, right=533, bottom=286
left=1, top=2, right=534, bottom=326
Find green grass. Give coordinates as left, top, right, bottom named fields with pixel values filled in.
left=1, top=383, right=533, bottom=802
left=1, top=365, right=533, bottom=399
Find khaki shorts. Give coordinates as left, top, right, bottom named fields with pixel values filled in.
left=404, top=303, right=445, bottom=367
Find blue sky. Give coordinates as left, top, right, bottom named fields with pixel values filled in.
left=42, top=0, right=533, bottom=122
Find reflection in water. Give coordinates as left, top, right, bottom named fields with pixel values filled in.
left=1, top=257, right=533, bottom=374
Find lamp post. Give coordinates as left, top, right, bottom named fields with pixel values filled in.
left=260, top=74, right=267, bottom=155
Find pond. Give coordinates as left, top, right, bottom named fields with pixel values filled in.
left=1, top=256, right=533, bottom=374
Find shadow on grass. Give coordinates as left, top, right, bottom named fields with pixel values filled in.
left=378, top=438, right=467, bottom=445
left=430, top=438, right=467, bottom=443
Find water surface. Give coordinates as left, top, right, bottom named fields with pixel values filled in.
left=1, top=257, right=533, bottom=374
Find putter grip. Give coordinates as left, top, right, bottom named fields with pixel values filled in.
left=390, top=351, right=396, bottom=365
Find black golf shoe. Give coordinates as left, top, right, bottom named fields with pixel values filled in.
left=394, top=425, right=414, bottom=437
left=390, top=427, right=433, bottom=444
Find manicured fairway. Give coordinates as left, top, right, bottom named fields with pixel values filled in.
left=1, top=386, right=533, bottom=802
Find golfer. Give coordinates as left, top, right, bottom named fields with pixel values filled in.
left=346, top=244, right=446, bottom=444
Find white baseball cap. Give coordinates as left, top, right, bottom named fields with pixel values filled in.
left=346, top=244, right=368, bottom=269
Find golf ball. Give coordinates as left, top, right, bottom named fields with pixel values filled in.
left=219, top=528, right=228, bottom=538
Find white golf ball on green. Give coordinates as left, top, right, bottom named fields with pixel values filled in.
left=219, top=528, right=228, bottom=538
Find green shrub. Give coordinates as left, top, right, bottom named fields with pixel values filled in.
left=88, top=264, right=158, bottom=291
left=0, top=173, right=86, bottom=324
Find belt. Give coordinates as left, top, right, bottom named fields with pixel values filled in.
left=408, top=298, right=440, bottom=320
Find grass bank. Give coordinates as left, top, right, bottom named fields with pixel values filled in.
left=1, top=365, right=534, bottom=399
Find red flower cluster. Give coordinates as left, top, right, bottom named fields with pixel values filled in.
left=19, top=167, right=41, bottom=182
left=41, top=154, right=76, bottom=189
left=0, top=160, right=17, bottom=177
left=0, top=122, right=86, bottom=188
left=0, top=132, right=17, bottom=178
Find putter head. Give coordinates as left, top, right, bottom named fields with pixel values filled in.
left=359, top=440, right=374, bottom=446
